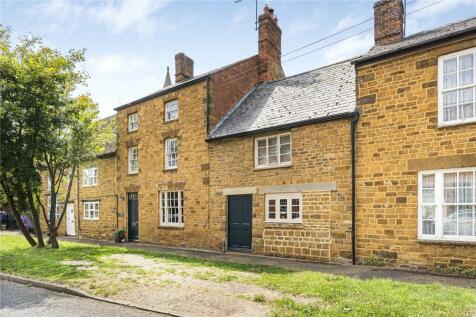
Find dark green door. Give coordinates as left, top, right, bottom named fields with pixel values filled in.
left=228, top=195, right=252, bottom=249
left=127, top=192, right=139, bottom=240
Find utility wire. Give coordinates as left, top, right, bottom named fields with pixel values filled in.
left=220, top=0, right=446, bottom=86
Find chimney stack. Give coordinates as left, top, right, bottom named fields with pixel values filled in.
left=258, top=4, right=284, bottom=82
left=175, top=53, right=194, bottom=83
left=373, top=0, right=404, bottom=46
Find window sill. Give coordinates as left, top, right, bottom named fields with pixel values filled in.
left=83, top=218, right=99, bottom=221
left=128, top=172, right=138, bottom=176
left=264, top=222, right=303, bottom=229
left=83, top=184, right=98, bottom=188
left=127, top=129, right=139, bottom=134
left=438, top=118, right=476, bottom=129
left=159, top=224, right=184, bottom=229
left=164, top=167, right=178, bottom=172
left=254, top=164, right=292, bottom=171
left=164, top=118, right=178, bottom=124
left=417, top=239, right=476, bottom=246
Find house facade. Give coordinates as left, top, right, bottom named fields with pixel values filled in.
left=39, top=1, right=476, bottom=272
left=354, top=0, right=476, bottom=269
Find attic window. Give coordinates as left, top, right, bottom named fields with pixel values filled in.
left=255, top=133, right=292, bottom=169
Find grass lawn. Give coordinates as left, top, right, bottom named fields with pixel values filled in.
left=1, top=233, right=475, bottom=317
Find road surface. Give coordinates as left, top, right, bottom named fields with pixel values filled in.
left=0, top=280, right=168, bottom=317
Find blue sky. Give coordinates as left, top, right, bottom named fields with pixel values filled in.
left=2, top=0, right=475, bottom=117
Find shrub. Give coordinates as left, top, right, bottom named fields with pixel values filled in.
left=112, top=228, right=125, bottom=243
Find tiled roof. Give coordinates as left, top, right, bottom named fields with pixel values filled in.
left=356, top=16, right=476, bottom=63
left=209, top=60, right=357, bottom=139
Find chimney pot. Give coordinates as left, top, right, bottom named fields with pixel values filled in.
left=373, top=0, right=404, bottom=45
left=175, top=53, right=194, bottom=83
left=258, top=5, right=284, bottom=83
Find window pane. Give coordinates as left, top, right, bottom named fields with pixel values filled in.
left=443, top=74, right=457, bottom=90
left=443, top=106, right=457, bottom=122
left=458, top=205, right=473, bottom=236
left=459, top=54, right=474, bottom=86
left=443, top=57, right=457, bottom=74
left=443, top=205, right=457, bottom=235
left=291, top=198, right=300, bottom=219
left=280, top=154, right=291, bottom=163
left=268, top=199, right=275, bottom=219
left=258, top=147, right=267, bottom=158
left=279, top=199, right=287, bottom=219
left=280, top=135, right=290, bottom=144
left=444, top=173, right=457, bottom=187
left=268, top=155, right=278, bottom=164
left=268, top=137, right=277, bottom=146
left=422, top=221, right=435, bottom=235
left=422, top=205, right=435, bottom=220
left=443, top=91, right=457, bottom=106
left=258, top=157, right=267, bottom=165
left=257, top=140, right=266, bottom=148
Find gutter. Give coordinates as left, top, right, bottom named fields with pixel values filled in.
left=350, top=112, right=359, bottom=265
left=207, top=111, right=359, bottom=142
left=353, top=27, right=476, bottom=65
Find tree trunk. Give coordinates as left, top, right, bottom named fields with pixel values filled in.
left=0, top=178, right=37, bottom=247
left=48, top=191, right=60, bottom=249
left=26, top=187, right=45, bottom=248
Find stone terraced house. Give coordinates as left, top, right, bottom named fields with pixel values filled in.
left=41, top=0, right=476, bottom=272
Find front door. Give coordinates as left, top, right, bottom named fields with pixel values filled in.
left=127, top=192, right=139, bottom=240
left=228, top=195, right=252, bottom=250
left=66, top=203, right=75, bottom=236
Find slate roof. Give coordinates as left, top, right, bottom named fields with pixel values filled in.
left=209, top=60, right=357, bottom=140
left=356, top=16, right=476, bottom=63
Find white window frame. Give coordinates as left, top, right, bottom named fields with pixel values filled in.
left=128, top=146, right=138, bottom=174
left=128, top=112, right=138, bottom=132
left=438, top=47, right=476, bottom=127
left=47, top=196, right=61, bottom=220
left=265, top=193, right=302, bottom=224
left=418, top=167, right=476, bottom=242
left=159, top=191, right=184, bottom=227
left=255, top=133, right=292, bottom=169
left=83, top=201, right=99, bottom=220
left=165, top=100, right=179, bottom=122
left=82, top=167, right=98, bottom=187
left=165, top=138, right=178, bottom=170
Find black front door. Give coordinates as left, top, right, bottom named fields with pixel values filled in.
left=127, top=192, right=139, bottom=240
left=228, top=195, right=252, bottom=250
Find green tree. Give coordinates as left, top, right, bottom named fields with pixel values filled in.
left=0, top=26, right=111, bottom=248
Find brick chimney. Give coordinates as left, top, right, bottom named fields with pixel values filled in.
left=258, top=4, right=284, bottom=82
left=175, top=53, right=194, bottom=83
left=374, top=0, right=404, bottom=45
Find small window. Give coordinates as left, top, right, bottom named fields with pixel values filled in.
left=128, top=112, right=138, bottom=131
left=255, top=133, right=292, bottom=169
left=438, top=47, right=476, bottom=126
left=47, top=196, right=61, bottom=220
left=165, top=138, right=178, bottom=169
left=84, top=201, right=99, bottom=220
left=165, top=100, right=179, bottom=122
left=160, top=191, right=184, bottom=227
left=128, top=146, right=138, bottom=174
left=82, top=168, right=98, bottom=186
left=265, top=193, right=302, bottom=223
left=418, top=168, right=476, bottom=242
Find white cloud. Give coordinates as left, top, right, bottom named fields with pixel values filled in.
left=32, top=0, right=172, bottom=35
left=405, top=0, right=475, bottom=34
left=285, top=21, right=319, bottom=38
left=321, top=32, right=374, bottom=65
left=92, top=0, right=170, bottom=34
left=232, top=7, right=249, bottom=24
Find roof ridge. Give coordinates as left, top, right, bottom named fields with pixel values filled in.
left=403, top=15, right=476, bottom=41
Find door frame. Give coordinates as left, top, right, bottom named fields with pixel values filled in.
left=227, top=194, right=253, bottom=251
left=66, top=202, right=75, bottom=236
left=127, top=192, right=139, bottom=241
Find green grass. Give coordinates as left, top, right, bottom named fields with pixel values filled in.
left=1, top=234, right=475, bottom=317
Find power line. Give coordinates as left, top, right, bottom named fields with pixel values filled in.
left=220, top=0, right=447, bottom=86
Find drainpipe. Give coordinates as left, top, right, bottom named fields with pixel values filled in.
left=351, top=113, right=359, bottom=265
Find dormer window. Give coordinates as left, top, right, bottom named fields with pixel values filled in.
left=438, top=47, right=476, bottom=126
left=165, top=100, right=178, bottom=122
left=128, top=112, right=138, bottom=132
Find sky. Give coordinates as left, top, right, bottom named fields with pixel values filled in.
left=2, top=0, right=475, bottom=117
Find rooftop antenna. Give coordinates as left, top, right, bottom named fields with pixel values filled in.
left=234, top=0, right=259, bottom=31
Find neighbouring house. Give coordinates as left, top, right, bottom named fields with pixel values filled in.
left=354, top=0, right=476, bottom=269
left=38, top=1, right=476, bottom=272
left=40, top=115, right=117, bottom=239
left=112, top=5, right=283, bottom=248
